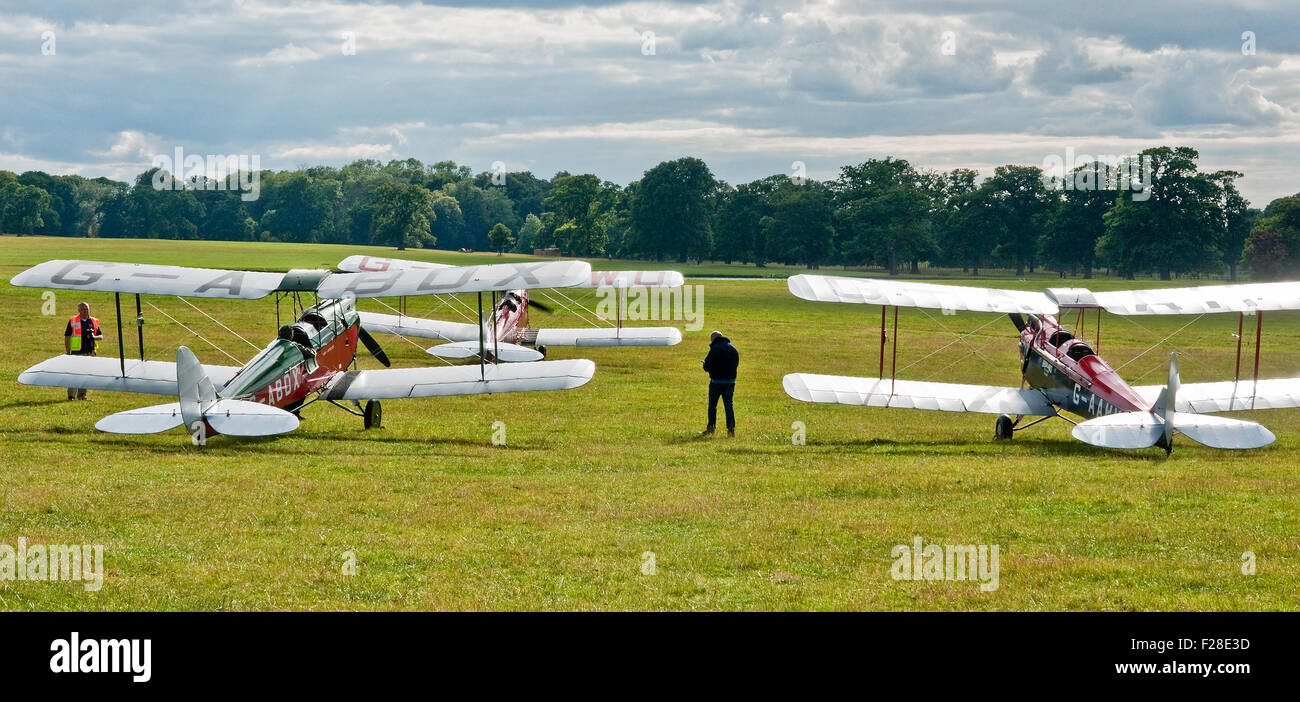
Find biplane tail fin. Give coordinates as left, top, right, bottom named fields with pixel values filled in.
left=95, top=346, right=299, bottom=437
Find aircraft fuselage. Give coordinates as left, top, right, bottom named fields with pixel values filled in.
left=1016, top=313, right=1150, bottom=420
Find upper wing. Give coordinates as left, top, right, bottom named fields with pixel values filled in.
left=321, top=359, right=594, bottom=400
left=317, top=260, right=591, bottom=298
left=787, top=274, right=1057, bottom=314
left=339, top=256, right=683, bottom=289
left=783, top=373, right=1056, bottom=415
left=1132, top=378, right=1300, bottom=412
left=357, top=311, right=479, bottom=342
left=534, top=327, right=682, bottom=347
left=1091, top=282, right=1300, bottom=315
left=336, top=255, right=457, bottom=273
left=576, top=270, right=685, bottom=289
left=10, top=260, right=285, bottom=299
left=18, top=355, right=241, bottom=395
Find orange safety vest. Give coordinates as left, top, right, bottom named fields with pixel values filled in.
left=69, top=314, right=100, bottom=353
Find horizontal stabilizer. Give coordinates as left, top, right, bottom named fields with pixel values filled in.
left=782, top=373, right=1055, bottom=415
left=1071, top=412, right=1163, bottom=449
left=534, top=327, right=682, bottom=347
left=204, top=399, right=300, bottom=437
left=427, top=341, right=544, bottom=362
left=1171, top=413, right=1274, bottom=449
left=95, top=403, right=186, bottom=434
left=322, top=359, right=595, bottom=400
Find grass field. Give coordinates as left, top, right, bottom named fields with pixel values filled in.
left=1, top=236, right=1297, bottom=610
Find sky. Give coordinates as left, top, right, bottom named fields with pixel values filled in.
left=0, top=0, right=1297, bottom=206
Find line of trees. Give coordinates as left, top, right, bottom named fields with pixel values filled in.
left=2, top=147, right=1298, bottom=280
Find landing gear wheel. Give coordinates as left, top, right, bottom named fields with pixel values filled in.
left=537, top=345, right=547, bottom=359
left=994, top=414, right=1015, bottom=440
left=364, top=400, right=382, bottom=429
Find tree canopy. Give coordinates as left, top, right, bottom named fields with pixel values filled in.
left=0, top=148, right=1284, bottom=281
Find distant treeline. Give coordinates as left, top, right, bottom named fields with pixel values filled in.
left=3, top=147, right=1299, bottom=280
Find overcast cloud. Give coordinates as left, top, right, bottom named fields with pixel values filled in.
left=0, top=0, right=1296, bottom=205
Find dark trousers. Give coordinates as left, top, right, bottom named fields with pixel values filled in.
left=707, top=382, right=735, bottom=431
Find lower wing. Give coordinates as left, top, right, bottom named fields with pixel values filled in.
left=356, top=311, right=480, bottom=342
left=783, top=373, right=1056, bottom=415
left=1132, top=378, right=1300, bottom=412
left=321, top=359, right=595, bottom=400
left=18, top=355, right=240, bottom=396
left=534, top=327, right=682, bottom=347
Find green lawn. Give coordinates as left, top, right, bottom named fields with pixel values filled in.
left=0, top=236, right=1295, bottom=610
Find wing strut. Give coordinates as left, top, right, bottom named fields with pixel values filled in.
left=891, top=306, right=899, bottom=396
left=876, top=305, right=900, bottom=395
left=135, top=293, right=145, bottom=361
left=878, top=305, right=886, bottom=377
left=477, top=291, right=486, bottom=381
left=1254, top=312, right=1264, bottom=402
left=1231, top=311, right=1266, bottom=408
left=114, top=292, right=125, bottom=378
left=1234, top=312, right=1243, bottom=383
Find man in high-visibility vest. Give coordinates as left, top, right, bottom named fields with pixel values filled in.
left=64, top=301, right=103, bottom=400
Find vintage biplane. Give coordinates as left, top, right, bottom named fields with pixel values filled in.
left=9, top=257, right=642, bottom=442
left=334, top=256, right=683, bottom=362
left=782, top=275, right=1300, bottom=452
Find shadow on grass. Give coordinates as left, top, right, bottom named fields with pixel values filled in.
left=711, top=436, right=1171, bottom=461
left=1, top=425, right=547, bottom=459
left=0, top=398, right=75, bottom=411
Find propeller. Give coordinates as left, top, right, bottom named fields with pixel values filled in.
left=527, top=298, right=553, bottom=314
left=357, top=327, right=391, bottom=367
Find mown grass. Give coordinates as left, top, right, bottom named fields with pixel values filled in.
left=0, top=236, right=1296, bottom=610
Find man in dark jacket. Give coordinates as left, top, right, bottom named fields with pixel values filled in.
left=702, top=330, right=739, bottom=436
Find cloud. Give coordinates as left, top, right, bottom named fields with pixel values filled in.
left=1030, top=34, right=1132, bottom=95
left=1134, top=51, right=1296, bottom=127
left=0, top=0, right=1298, bottom=206
left=236, top=42, right=321, bottom=66
left=272, top=142, right=397, bottom=162
left=92, top=130, right=162, bottom=159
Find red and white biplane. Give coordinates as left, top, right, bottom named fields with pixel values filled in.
left=335, top=255, right=683, bottom=362
left=783, top=275, right=1300, bottom=452
left=11, top=256, right=679, bottom=443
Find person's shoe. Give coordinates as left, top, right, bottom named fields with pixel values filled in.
left=727, top=430, right=735, bottom=437
left=700, top=427, right=715, bottom=436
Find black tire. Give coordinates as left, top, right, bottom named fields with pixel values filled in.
left=364, top=400, right=382, bottom=430
left=537, top=345, right=547, bottom=359
left=994, top=414, right=1015, bottom=440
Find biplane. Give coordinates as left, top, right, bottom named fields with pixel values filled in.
left=782, top=275, right=1300, bottom=452
left=8, top=257, right=669, bottom=443
left=334, top=256, right=683, bottom=362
